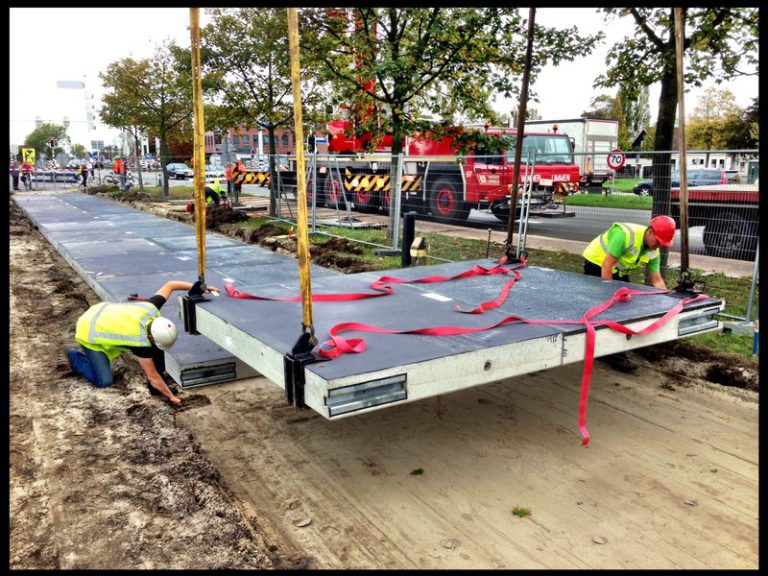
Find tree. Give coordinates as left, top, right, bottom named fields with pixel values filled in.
left=23, top=123, right=69, bottom=163
left=621, top=85, right=651, bottom=149
left=99, top=40, right=193, bottom=197
left=582, top=94, right=620, bottom=120
left=71, top=143, right=88, bottom=159
left=303, top=8, right=601, bottom=239
left=305, top=8, right=601, bottom=158
left=595, top=7, right=758, bottom=229
left=202, top=8, right=330, bottom=216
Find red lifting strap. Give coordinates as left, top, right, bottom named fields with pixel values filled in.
left=224, top=258, right=709, bottom=445
left=224, top=256, right=525, bottom=305
left=315, top=285, right=708, bottom=446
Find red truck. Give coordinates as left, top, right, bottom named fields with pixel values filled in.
left=311, top=122, right=580, bottom=223
left=670, top=182, right=759, bottom=260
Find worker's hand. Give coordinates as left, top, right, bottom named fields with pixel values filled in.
left=168, top=394, right=182, bottom=407
left=204, top=285, right=220, bottom=296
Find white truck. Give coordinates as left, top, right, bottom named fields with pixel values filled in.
left=525, top=118, right=619, bottom=188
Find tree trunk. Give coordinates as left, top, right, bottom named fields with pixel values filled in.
left=649, top=54, right=678, bottom=281
left=133, top=128, right=144, bottom=194
left=159, top=132, right=170, bottom=199
left=267, top=126, right=277, bottom=217
left=386, top=111, right=406, bottom=243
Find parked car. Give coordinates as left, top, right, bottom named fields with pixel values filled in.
left=205, top=164, right=226, bottom=180
left=166, top=162, right=193, bottom=180
left=632, top=168, right=729, bottom=196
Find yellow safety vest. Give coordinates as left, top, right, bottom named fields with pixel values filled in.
left=582, top=222, right=659, bottom=276
left=74, top=301, right=161, bottom=361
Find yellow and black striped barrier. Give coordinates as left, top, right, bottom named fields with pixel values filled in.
left=342, top=171, right=423, bottom=193
left=233, top=171, right=271, bottom=186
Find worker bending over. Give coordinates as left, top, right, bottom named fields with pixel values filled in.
left=68, top=280, right=220, bottom=406
left=582, top=215, right=676, bottom=290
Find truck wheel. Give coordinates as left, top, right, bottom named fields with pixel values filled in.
left=353, top=180, right=378, bottom=213
left=702, top=211, right=758, bottom=261
left=324, top=173, right=345, bottom=209
left=428, top=177, right=470, bottom=223
left=305, top=176, right=323, bottom=207
left=490, top=202, right=521, bottom=223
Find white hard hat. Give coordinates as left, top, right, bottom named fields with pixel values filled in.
left=149, top=317, right=178, bottom=350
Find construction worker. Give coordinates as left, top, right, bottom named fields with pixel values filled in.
left=113, top=155, right=126, bottom=190
left=582, top=215, right=676, bottom=290
left=67, top=280, right=220, bottom=406
left=205, top=178, right=224, bottom=207
left=231, top=158, right=245, bottom=204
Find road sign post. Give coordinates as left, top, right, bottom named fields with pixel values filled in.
left=606, top=148, right=626, bottom=196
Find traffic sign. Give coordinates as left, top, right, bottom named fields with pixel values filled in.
left=22, top=148, right=36, bottom=164
left=606, top=148, right=626, bottom=171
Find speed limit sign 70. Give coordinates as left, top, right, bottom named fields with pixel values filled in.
left=607, top=149, right=626, bottom=171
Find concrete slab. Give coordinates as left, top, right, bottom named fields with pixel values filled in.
left=13, top=192, right=336, bottom=389
left=14, top=192, right=724, bottom=420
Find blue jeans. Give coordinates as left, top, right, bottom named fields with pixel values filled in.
left=68, top=346, right=114, bottom=388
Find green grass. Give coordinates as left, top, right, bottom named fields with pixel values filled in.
left=565, top=193, right=651, bottom=210
left=607, top=177, right=643, bottom=192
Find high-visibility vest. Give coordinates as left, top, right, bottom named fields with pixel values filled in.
left=74, top=301, right=161, bottom=361
left=237, top=160, right=245, bottom=173
left=582, top=222, right=658, bottom=275
left=224, top=165, right=232, bottom=181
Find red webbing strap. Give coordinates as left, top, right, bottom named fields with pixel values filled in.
left=224, top=256, right=525, bottom=304
left=317, top=285, right=709, bottom=445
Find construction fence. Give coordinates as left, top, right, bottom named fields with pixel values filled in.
left=12, top=149, right=758, bottom=323
left=265, top=149, right=759, bottom=324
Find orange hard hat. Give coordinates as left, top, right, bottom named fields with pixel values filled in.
left=650, top=215, right=675, bottom=247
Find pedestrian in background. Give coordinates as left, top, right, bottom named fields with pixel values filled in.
left=80, top=162, right=89, bottom=189
left=582, top=216, right=676, bottom=290
left=20, top=160, right=33, bottom=189
left=10, top=160, right=20, bottom=190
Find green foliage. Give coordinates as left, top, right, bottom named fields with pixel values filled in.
left=99, top=40, right=194, bottom=197
left=303, top=8, right=602, bottom=156
left=686, top=87, right=750, bottom=150
left=70, top=143, right=88, bottom=159
left=23, top=122, right=69, bottom=161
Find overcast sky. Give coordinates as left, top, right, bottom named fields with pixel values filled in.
left=9, top=7, right=759, bottom=150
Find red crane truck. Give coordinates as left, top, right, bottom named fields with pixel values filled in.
left=308, top=122, right=581, bottom=224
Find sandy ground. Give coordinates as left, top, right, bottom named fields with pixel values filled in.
left=9, top=193, right=759, bottom=569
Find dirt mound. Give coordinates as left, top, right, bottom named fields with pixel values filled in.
left=205, top=206, right=250, bottom=228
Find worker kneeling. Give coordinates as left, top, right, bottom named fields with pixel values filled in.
left=186, top=178, right=227, bottom=212
left=582, top=215, right=676, bottom=290
left=67, top=280, right=220, bottom=406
